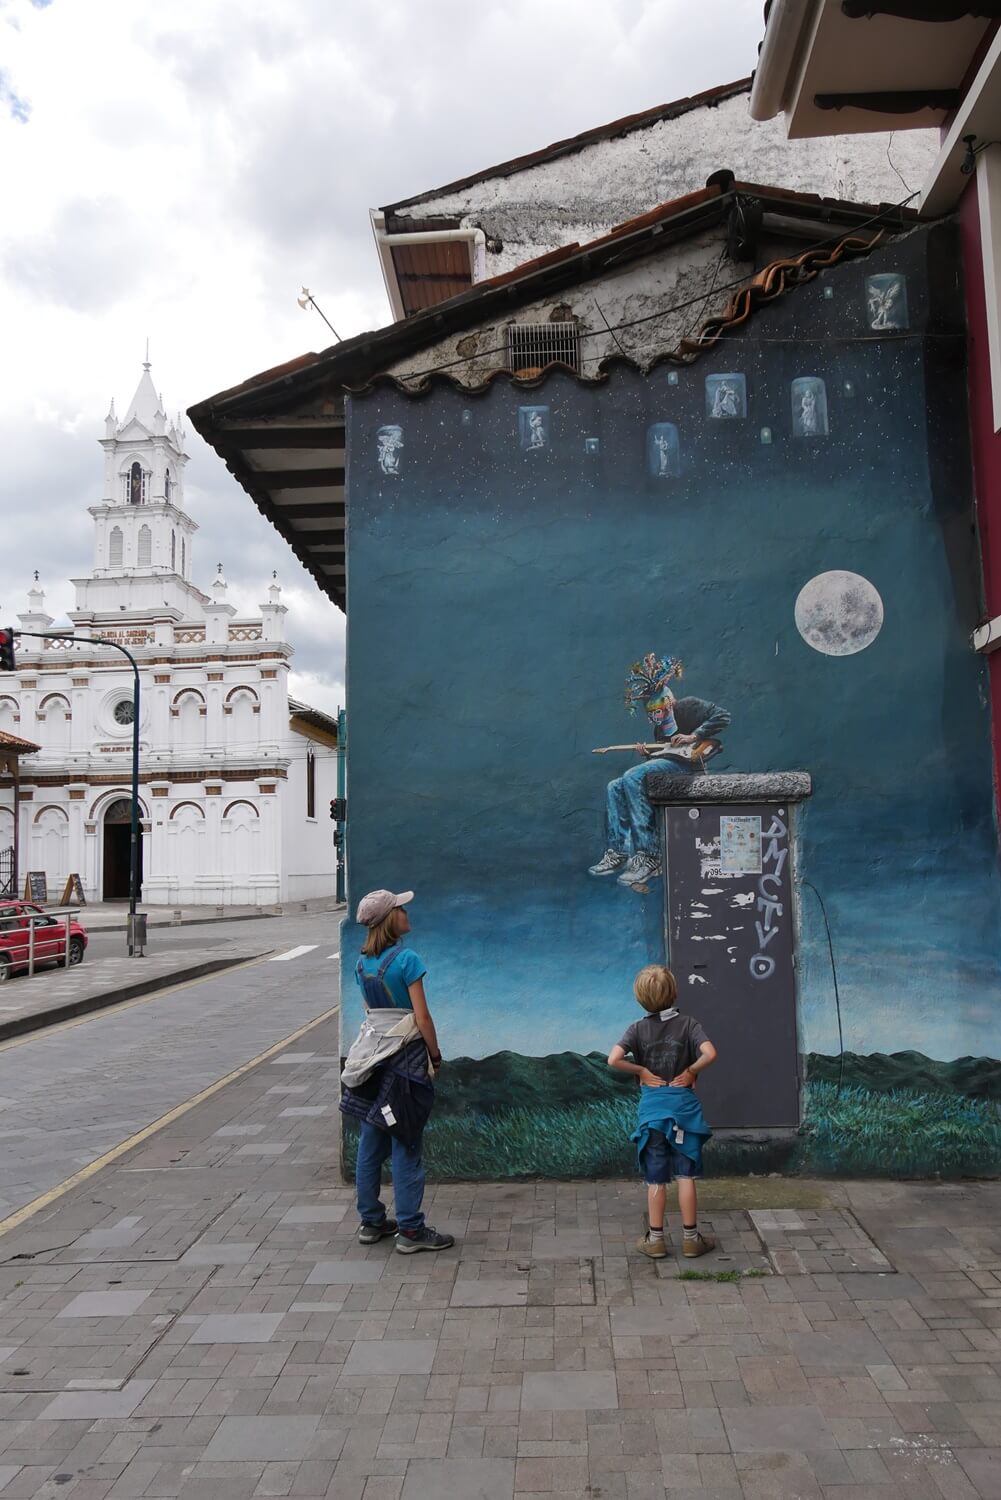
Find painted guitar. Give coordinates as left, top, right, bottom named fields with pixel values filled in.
left=592, top=738, right=721, bottom=766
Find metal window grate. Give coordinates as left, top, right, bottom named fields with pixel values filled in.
left=507, top=321, right=580, bottom=375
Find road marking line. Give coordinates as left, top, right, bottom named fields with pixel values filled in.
left=0, top=1002, right=340, bottom=1241
left=0, top=952, right=275, bottom=1054
left=326, top=951, right=340, bottom=960
left=269, top=945, right=319, bottom=962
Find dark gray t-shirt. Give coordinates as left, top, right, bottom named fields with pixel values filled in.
left=617, top=1011, right=709, bottom=1084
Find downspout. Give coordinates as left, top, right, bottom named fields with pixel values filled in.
left=749, top=0, right=820, bottom=122
left=370, top=209, right=487, bottom=321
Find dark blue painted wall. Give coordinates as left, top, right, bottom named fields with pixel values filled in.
left=342, top=225, right=1001, bottom=1111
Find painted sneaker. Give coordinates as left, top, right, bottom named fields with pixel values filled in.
left=636, top=1233, right=668, bottom=1259
left=395, top=1225, right=456, bottom=1255
left=617, top=852, right=662, bottom=886
left=588, top=850, right=628, bottom=877
left=682, top=1231, right=716, bottom=1258
left=358, top=1218, right=398, bottom=1245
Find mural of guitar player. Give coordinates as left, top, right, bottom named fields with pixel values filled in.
left=589, top=653, right=731, bottom=890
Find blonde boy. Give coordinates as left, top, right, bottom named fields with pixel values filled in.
left=608, top=964, right=718, bottom=1259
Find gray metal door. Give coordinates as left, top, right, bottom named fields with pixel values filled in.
left=663, top=801, right=799, bottom=1128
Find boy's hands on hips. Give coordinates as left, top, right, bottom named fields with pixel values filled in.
left=670, top=1068, right=697, bottom=1089
left=639, top=1068, right=667, bottom=1088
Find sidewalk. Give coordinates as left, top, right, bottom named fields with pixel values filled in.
left=0, top=943, right=273, bottom=1042
left=49, top=899, right=345, bottom=933
left=0, top=1016, right=998, bottom=1499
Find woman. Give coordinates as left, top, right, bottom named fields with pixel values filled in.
left=341, top=888, right=454, bottom=1254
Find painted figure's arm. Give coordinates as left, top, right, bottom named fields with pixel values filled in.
left=407, top=979, right=442, bottom=1065
left=691, top=702, right=731, bottom=738
left=607, top=1044, right=666, bottom=1088
left=670, top=1040, right=717, bottom=1089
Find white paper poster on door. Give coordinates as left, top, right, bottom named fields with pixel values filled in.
left=719, top=814, right=762, bottom=876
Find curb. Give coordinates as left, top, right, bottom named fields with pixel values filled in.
left=0, top=951, right=271, bottom=1044
left=83, top=905, right=347, bottom=934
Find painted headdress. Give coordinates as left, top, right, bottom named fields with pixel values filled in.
left=624, top=653, right=684, bottom=716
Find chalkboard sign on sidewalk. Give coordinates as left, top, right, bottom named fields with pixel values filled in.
left=24, top=872, right=47, bottom=903
left=61, top=873, right=86, bottom=906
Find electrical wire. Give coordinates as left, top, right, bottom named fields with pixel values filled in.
left=801, top=879, right=845, bottom=1095
left=389, top=189, right=921, bottom=385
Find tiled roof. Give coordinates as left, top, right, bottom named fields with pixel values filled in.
left=0, top=730, right=39, bottom=753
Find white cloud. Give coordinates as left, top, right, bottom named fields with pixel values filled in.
left=1, top=0, right=765, bottom=694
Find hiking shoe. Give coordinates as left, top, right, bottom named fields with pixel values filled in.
left=589, top=849, right=628, bottom=877
left=682, top=1231, right=716, bottom=1258
left=358, top=1218, right=398, bottom=1245
left=636, top=1233, right=668, bottom=1259
left=395, top=1225, right=455, bottom=1255
left=617, top=852, right=661, bottom=886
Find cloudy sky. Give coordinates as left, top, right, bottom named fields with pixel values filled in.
left=1, top=0, right=764, bottom=710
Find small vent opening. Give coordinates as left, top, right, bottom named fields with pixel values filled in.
left=507, top=321, right=581, bottom=376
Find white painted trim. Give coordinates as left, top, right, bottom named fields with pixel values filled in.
left=920, top=27, right=1001, bottom=216
left=976, top=146, right=1001, bottom=435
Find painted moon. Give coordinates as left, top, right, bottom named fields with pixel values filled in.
left=794, top=570, right=884, bottom=656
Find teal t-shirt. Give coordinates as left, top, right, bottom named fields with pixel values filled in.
left=354, top=946, right=426, bottom=1010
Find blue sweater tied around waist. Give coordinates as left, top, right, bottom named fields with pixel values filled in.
left=631, top=1086, right=712, bottom=1173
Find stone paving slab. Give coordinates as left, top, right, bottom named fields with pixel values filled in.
left=0, top=1019, right=999, bottom=1496
left=0, top=943, right=271, bottom=1042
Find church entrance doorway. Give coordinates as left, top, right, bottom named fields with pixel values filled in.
left=102, top=798, right=142, bottom=901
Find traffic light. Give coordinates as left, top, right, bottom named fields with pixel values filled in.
left=0, top=628, right=15, bottom=672
left=329, top=796, right=347, bottom=821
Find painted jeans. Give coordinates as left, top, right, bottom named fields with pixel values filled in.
left=355, top=1120, right=426, bottom=1232
left=605, top=758, right=695, bottom=856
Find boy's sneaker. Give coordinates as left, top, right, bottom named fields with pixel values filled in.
left=589, top=849, right=628, bottom=877
left=358, top=1218, right=398, bottom=1244
left=618, top=852, right=661, bottom=886
left=636, top=1232, right=668, bottom=1259
left=682, top=1231, right=716, bottom=1258
left=395, top=1225, right=455, bottom=1255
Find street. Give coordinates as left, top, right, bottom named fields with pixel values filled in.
left=0, top=913, right=341, bottom=1224
left=84, top=913, right=323, bottom=963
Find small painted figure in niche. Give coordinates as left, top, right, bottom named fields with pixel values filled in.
left=646, top=422, right=680, bottom=479
left=791, top=377, right=829, bottom=438
left=377, top=425, right=404, bottom=477
left=518, top=405, right=549, bottom=451
left=589, top=654, right=731, bottom=891
left=705, top=373, right=746, bottom=420
left=866, top=273, right=908, bottom=332
left=129, top=460, right=143, bottom=505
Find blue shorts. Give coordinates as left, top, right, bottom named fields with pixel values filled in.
left=640, top=1128, right=703, bottom=1185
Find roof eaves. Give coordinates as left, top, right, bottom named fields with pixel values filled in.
left=381, top=79, right=753, bottom=212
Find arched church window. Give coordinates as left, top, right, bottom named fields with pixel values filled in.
left=171, top=531, right=176, bottom=570
left=181, top=538, right=186, bottom=576
left=164, top=469, right=172, bottom=503
left=138, top=524, right=152, bottom=567
left=109, top=526, right=124, bottom=568
left=129, top=460, right=143, bottom=505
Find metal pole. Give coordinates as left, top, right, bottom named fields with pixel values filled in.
left=64, top=911, right=71, bottom=968
left=335, top=708, right=346, bottom=905
left=12, top=630, right=142, bottom=957
left=27, top=916, right=35, bottom=978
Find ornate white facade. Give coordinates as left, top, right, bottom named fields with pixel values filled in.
left=0, top=364, right=339, bottom=907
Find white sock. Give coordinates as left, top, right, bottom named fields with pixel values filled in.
left=647, top=1225, right=665, bottom=1243
left=683, top=1224, right=699, bottom=1241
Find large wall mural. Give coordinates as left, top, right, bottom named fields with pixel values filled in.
left=343, top=223, right=1001, bottom=1180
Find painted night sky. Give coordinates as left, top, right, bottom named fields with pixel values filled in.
left=342, top=224, right=1001, bottom=1075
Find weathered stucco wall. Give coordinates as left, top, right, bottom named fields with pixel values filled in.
left=382, top=225, right=732, bottom=386
left=343, top=222, right=1001, bottom=1181
left=391, top=90, right=937, bottom=279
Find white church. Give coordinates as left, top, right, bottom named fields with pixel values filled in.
left=0, top=362, right=340, bottom=908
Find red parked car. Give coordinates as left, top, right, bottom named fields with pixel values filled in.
left=0, top=901, right=88, bottom=982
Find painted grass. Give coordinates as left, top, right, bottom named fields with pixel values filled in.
left=797, top=1081, right=1001, bottom=1177
left=343, top=1080, right=1001, bottom=1180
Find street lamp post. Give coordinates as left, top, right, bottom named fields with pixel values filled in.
left=13, top=630, right=143, bottom=953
